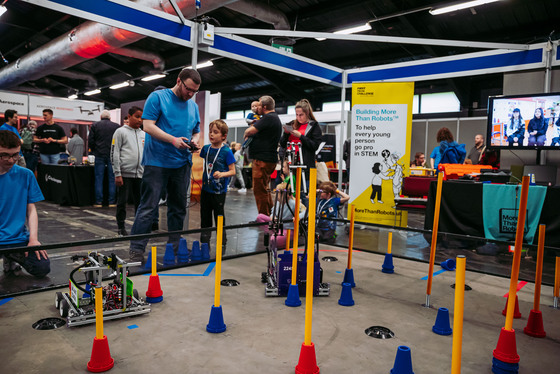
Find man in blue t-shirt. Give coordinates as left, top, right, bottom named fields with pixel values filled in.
left=0, top=130, right=50, bottom=277
left=0, top=109, right=26, bottom=168
left=129, top=69, right=201, bottom=263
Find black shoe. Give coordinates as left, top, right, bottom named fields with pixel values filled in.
left=151, top=222, right=159, bottom=232
left=3, top=256, right=22, bottom=275
left=118, top=228, right=128, bottom=236
left=128, top=250, right=145, bottom=264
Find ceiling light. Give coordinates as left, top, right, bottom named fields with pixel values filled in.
left=429, top=0, right=502, bottom=15
left=185, top=61, right=214, bottom=69
left=141, top=73, right=166, bottom=82
left=0, top=6, right=7, bottom=18
left=315, top=23, right=372, bottom=41
left=68, top=94, right=78, bottom=100
left=110, top=81, right=130, bottom=90
left=84, top=89, right=101, bottom=96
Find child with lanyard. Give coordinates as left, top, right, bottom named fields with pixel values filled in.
left=199, top=120, right=236, bottom=249
left=316, top=180, right=350, bottom=244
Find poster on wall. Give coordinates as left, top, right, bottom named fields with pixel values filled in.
left=348, top=82, right=414, bottom=226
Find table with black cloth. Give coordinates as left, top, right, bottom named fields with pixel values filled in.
left=37, top=164, right=95, bottom=206
left=424, top=180, right=560, bottom=248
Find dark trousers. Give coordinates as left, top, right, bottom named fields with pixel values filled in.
left=1, top=243, right=50, bottom=278
left=200, top=190, right=226, bottom=244
left=116, top=177, right=142, bottom=229
left=370, top=184, right=382, bottom=202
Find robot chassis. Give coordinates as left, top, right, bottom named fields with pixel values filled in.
left=54, top=251, right=151, bottom=327
left=262, top=142, right=330, bottom=297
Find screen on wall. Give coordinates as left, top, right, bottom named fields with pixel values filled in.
left=487, top=92, right=560, bottom=150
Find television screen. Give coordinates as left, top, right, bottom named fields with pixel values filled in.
left=487, top=92, right=560, bottom=150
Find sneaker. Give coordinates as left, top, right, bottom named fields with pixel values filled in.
left=238, top=188, right=247, bottom=193
left=3, top=256, right=22, bottom=274
left=93, top=203, right=102, bottom=208
left=129, top=250, right=145, bottom=264
left=118, top=228, right=128, bottom=236
left=108, top=203, right=117, bottom=208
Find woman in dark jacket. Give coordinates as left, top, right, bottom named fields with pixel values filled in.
left=279, top=99, right=323, bottom=188
left=527, top=107, right=547, bottom=146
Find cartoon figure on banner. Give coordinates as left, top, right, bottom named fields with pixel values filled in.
left=387, top=152, right=405, bottom=207
left=370, top=162, right=390, bottom=204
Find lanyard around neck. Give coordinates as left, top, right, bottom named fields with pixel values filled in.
left=205, top=144, right=223, bottom=181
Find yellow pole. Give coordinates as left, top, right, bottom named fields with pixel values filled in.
left=451, top=255, right=466, bottom=374
left=304, top=168, right=317, bottom=346
left=94, top=287, right=104, bottom=339
left=286, top=229, right=291, bottom=252
left=426, top=172, right=444, bottom=300
left=151, top=246, right=157, bottom=276
left=214, top=216, right=224, bottom=308
left=533, top=225, right=545, bottom=311
left=291, top=168, right=302, bottom=286
left=347, top=205, right=355, bottom=270
left=387, top=231, right=393, bottom=255
left=504, top=176, right=530, bottom=331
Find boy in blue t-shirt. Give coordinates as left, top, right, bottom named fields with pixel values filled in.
left=199, top=120, right=236, bottom=247
left=0, top=130, right=50, bottom=277
left=316, top=181, right=350, bottom=244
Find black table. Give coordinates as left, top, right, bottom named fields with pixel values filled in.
left=37, top=164, right=94, bottom=206
left=424, top=181, right=560, bottom=248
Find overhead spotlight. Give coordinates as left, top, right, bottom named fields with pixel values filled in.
left=84, top=88, right=101, bottom=96
left=0, top=5, right=7, bottom=18
left=141, top=73, right=166, bottom=82
left=429, top=0, right=503, bottom=15
left=68, top=94, right=78, bottom=100
left=315, top=23, right=372, bottom=41
left=186, top=60, right=214, bottom=69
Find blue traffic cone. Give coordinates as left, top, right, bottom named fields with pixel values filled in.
left=382, top=253, right=395, bottom=274
left=201, top=242, right=210, bottom=261
left=390, top=345, right=414, bottom=374
left=83, top=283, right=91, bottom=298
left=191, top=241, right=202, bottom=261
left=285, top=284, right=302, bottom=307
left=342, top=268, right=356, bottom=288
left=338, top=282, right=355, bottom=306
left=144, top=250, right=153, bottom=270
left=177, top=238, right=189, bottom=264
left=432, top=307, right=453, bottom=335
left=206, top=305, right=226, bottom=333
left=441, top=259, right=456, bottom=271
left=163, top=243, right=176, bottom=266
left=492, top=357, right=519, bottom=374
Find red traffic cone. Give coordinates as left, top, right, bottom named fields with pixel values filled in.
left=523, top=309, right=546, bottom=338
left=146, top=274, right=163, bottom=303
left=87, top=335, right=114, bottom=372
left=492, top=327, right=519, bottom=364
left=295, top=342, right=320, bottom=374
left=502, top=295, right=521, bottom=318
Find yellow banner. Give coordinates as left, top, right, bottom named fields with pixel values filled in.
left=349, top=82, right=414, bottom=226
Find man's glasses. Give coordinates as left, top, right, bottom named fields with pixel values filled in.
left=180, top=80, right=199, bottom=94
left=0, top=152, right=21, bottom=161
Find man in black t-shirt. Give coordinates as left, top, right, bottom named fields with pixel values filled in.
left=244, top=95, right=282, bottom=215
left=34, top=109, right=67, bottom=165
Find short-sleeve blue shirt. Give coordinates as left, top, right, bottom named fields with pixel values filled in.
left=430, top=146, right=442, bottom=170
left=0, top=165, right=44, bottom=245
left=142, top=89, right=200, bottom=168
left=200, top=144, right=235, bottom=194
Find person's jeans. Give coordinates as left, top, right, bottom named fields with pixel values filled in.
left=94, top=155, right=116, bottom=204
left=252, top=159, right=276, bottom=215
left=40, top=153, right=60, bottom=165
left=1, top=243, right=50, bottom=278
left=200, top=190, right=226, bottom=244
left=130, top=164, right=190, bottom=254
left=23, top=151, right=38, bottom=172
left=116, top=177, right=142, bottom=229
left=528, top=134, right=546, bottom=147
